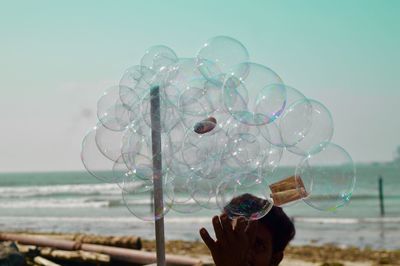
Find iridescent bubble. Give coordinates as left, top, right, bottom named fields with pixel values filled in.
left=163, top=58, right=205, bottom=106
left=95, top=123, right=125, bottom=163
left=224, top=126, right=264, bottom=172
left=177, top=78, right=219, bottom=129
left=112, top=159, right=135, bottom=189
left=295, top=142, right=356, bottom=211
left=140, top=86, right=181, bottom=133
left=255, top=84, right=306, bottom=126
left=223, top=62, right=283, bottom=125
left=97, top=86, right=136, bottom=131
left=181, top=126, right=228, bottom=179
left=197, top=36, right=249, bottom=84
left=216, top=170, right=273, bottom=220
left=141, top=45, right=178, bottom=73
left=280, top=99, right=334, bottom=155
left=122, top=176, right=173, bottom=221
left=164, top=162, right=202, bottom=213
left=190, top=175, right=222, bottom=210
left=119, top=66, right=155, bottom=109
left=81, top=128, right=122, bottom=183
left=259, top=85, right=307, bottom=147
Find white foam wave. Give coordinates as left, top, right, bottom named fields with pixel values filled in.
left=294, top=217, right=400, bottom=224
left=0, top=183, right=121, bottom=198
left=1, top=215, right=399, bottom=225
left=0, top=216, right=211, bottom=224
left=0, top=199, right=110, bottom=209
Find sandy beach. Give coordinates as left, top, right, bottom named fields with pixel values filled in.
left=141, top=239, right=400, bottom=266
left=1, top=231, right=399, bottom=266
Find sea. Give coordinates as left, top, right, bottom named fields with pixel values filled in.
left=0, top=164, right=399, bottom=250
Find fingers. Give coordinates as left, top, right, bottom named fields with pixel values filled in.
left=212, top=215, right=224, bottom=242
left=220, top=214, right=234, bottom=235
left=199, top=227, right=216, bottom=251
left=235, top=216, right=247, bottom=233
left=245, top=220, right=259, bottom=246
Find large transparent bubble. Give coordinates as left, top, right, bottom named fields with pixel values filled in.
left=81, top=128, right=122, bottom=183
left=141, top=45, right=178, bottom=73
left=223, top=62, right=283, bottom=125
left=122, top=176, right=173, bottom=221
left=181, top=126, right=228, bottom=179
left=163, top=58, right=205, bottom=106
left=140, top=86, right=181, bottom=133
left=97, top=86, right=136, bottom=131
left=164, top=163, right=202, bottom=213
left=82, top=36, right=355, bottom=222
left=95, top=122, right=125, bottom=163
left=197, top=36, right=249, bottom=85
left=295, top=142, right=356, bottom=211
left=190, top=175, right=222, bottom=210
left=223, top=125, right=282, bottom=177
left=280, top=99, right=334, bottom=155
left=216, top=170, right=273, bottom=220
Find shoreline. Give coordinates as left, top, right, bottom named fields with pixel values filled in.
left=1, top=231, right=399, bottom=265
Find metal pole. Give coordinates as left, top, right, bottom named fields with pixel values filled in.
left=150, top=85, right=166, bottom=266
left=378, top=175, right=385, bottom=217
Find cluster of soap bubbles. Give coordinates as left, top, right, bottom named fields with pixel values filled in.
left=81, top=36, right=356, bottom=221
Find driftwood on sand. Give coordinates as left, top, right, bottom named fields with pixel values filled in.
left=0, top=233, right=204, bottom=266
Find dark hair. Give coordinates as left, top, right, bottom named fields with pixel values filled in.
left=224, top=193, right=295, bottom=253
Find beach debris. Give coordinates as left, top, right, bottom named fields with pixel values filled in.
left=33, top=256, right=61, bottom=266
left=70, top=233, right=142, bottom=250
left=0, top=241, right=25, bottom=266
left=269, top=175, right=308, bottom=206
left=194, top=117, right=217, bottom=134
left=0, top=233, right=203, bottom=266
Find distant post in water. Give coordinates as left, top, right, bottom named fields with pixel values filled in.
left=378, top=175, right=385, bottom=217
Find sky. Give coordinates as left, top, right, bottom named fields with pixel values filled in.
left=0, top=0, right=399, bottom=172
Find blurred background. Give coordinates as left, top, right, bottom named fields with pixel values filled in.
left=1, top=0, right=399, bottom=251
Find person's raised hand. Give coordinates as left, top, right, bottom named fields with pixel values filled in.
left=199, top=214, right=258, bottom=266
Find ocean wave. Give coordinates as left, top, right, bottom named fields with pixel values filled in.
left=0, top=215, right=399, bottom=224
left=0, top=183, right=121, bottom=198
left=293, top=217, right=400, bottom=224
left=0, top=198, right=114, bottom=209
left=0, top=197, right=202, bottom=209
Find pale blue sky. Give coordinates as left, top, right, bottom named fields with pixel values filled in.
left=0, top=0, right=399, bottom=171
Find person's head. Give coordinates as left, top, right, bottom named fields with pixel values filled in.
left=224, top=194, right=295, bottom=266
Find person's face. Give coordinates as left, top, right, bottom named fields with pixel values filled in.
left=248, top=221, right=284, bottom=266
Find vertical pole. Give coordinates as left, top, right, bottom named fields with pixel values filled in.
left=150, top=85, right=166, bottom=266
left=378, top=175, right=385, bottom=217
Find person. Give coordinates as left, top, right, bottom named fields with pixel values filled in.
left=199, top=194, right=295, bottom=266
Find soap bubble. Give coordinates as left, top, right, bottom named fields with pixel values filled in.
left=164, top=164, right=202, bottom=213
left=95, top=123, right=125, bottom=162
left=197, top=36, right=249, bottom=84
left=81, top=128, right=122, bottom=183
left=177, top=78, right=220, bottom=129
left=223, top=62, right=283, bottom=125
left=97, top=86, right=136, bottom=131
left=121, top=128, right=172, bottom=181
left=224, top=125, right=268, bottom=174
left=190, top=175, right=221, bottom=210
left=122, top=176, right=173, bottom=221
left=141, top=45, right=178, bottom=73
left=181, top=126, right=228, bottom=179
left=82, top=36, right=355, bottom=221
left=112, top=159, right=135, bottom=189
left=216, top=170, right=273, bottom=220
left=295, top=142, right=356, bottom=211
left=280, top=99, right=334, bottom=155
left=140, top=86, right=181, bottom=133
left=163, top=58, right=205, bottom=106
